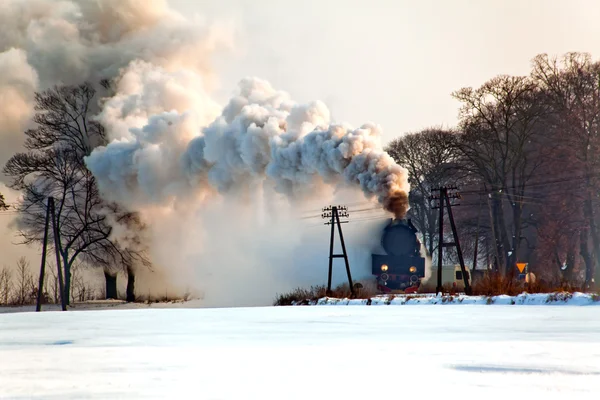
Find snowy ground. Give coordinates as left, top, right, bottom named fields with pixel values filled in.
left=1, top=306, right=599, bottom=399
left=0, top=299, right=205, bottom=314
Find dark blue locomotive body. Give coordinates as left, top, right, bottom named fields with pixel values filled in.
left=372, top=219, right=426, bottom=292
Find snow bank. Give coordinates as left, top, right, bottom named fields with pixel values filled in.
left=305, top=292, right=600, bottom=306
left=0, top=299, right=205, bottom=314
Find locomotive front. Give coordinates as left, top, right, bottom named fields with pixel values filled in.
left=372, top=219, right=426, bottom=292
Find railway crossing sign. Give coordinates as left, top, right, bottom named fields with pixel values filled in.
left=516, top=263, right=528, bottom=273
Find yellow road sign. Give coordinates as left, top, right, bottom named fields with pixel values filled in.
left=516, top=263, right=528, bottom=273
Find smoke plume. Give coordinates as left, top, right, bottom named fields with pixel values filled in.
left=0, top=0, right=232, bottom=176
left=86, top=76, right=409, bottom=211
left=85, top=75, right=410, bottom=305
left=0, top=0, right=232, bottom=287
left=1, top=0, right=410, bottom=305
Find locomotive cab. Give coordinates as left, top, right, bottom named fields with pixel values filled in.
left=372, top=218, right=426, bottom=292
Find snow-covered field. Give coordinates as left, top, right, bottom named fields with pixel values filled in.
left=1, top=306, right=599, bottom=399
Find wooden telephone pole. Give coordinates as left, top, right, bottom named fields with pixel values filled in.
left=35, top=196, right=67, bottom=312
left=322, top=205, right=354, bottom=296
left=430, top=187, right=472, bottom=295
left=35, top=198, right=52, bottom=312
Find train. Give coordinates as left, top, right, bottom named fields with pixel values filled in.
left=371, top=218, right=426, bottom=293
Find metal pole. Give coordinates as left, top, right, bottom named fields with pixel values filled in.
left=445, top=194, right=472, bottom=295
left=436, top=189, right=445, bottom=294
left=35, top=199, right=51, bottom=312
left=335, top=208, right=354, bottom=295
left=327, top=206, right=336, bottom=295
left=49, top=197, right=67, bottom=311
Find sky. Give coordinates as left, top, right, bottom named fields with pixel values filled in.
left=2, top=0, right=600, bottom=274
left=169, top=0, right=600, bottom=144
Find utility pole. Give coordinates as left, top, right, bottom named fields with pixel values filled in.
left=485, top=235, right=491, bottom=270
left=487, top=192, right=502, bottom=273
left=49, top=197, right=67, bottom=311
left=472, top=192, right=483, bottom=272
left=435, top=190, right=444, bottom=294
left=430, top=187, right=472, bottom=295
left=322, top=205, right=354, bottom=296
left=35, top=199, right=51, bottom=312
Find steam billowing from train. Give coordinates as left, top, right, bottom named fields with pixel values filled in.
left=86, top=75, right=410, bottom=217
left=1, top=0, right=410, bottom=305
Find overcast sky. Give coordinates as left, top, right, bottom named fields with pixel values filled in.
left=170, top=0, right=600, bottom=144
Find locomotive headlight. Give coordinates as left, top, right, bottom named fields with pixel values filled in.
left=381, top=264, right=389, bottom=272
left=409, top=266, right=417, bottom=273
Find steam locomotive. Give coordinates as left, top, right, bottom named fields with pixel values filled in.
left=372, top=219, right=426, bottom=293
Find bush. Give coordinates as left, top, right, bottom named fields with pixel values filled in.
left=273, top=286, right=324, bottom=306
left=274, top=281, right=378, bottom=306
left=471, top=271, right=593, bottom=296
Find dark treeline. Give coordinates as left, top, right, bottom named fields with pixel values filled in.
left=387, top=52, right=600, bottom=289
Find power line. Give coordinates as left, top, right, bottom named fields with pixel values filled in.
left=298, top=200, right=374, bottom=214
left=350, top=216, right=389, bottom=223
left=299, top=205, right=384, bottom=220
left=460, top=171, right=600, bottom=196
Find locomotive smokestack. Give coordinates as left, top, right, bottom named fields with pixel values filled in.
left=383, top=191, right=409, bottom=220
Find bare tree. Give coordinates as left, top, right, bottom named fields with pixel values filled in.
left=0, top=193, right=7, bottom=211
left=531, top=52, right=600, bottom=288
left=0, top=266, right=12, bottom=305
left=69, top=262, right=98, bottom=303
left=3, top=84, right=150, bottom=304
left=452, top=75, right=551, bottom=276
left=386, top=128, right=462, bottom=257
left=14, top=257, right=35, bottom=305
left=45, top=263, right=60, bottom=304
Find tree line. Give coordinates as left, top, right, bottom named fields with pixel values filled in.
left=0, top=257, right=100, bottom=306
left=387, top=52, right=600, bottom=290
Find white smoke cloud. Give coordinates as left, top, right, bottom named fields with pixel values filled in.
left=0, top=48, right=38, bottom=172
left=85, top=74, right=410, bottom=305
left=87, top=77, right=409, bottom=209
left=0, top=0, right=232, bottom=280
left=0, top=0, right=233, bottom=175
